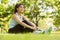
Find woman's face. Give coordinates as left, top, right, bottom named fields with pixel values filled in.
left=17, top=5, right=24, bottom=13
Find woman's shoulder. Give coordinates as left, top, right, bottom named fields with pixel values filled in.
left=12, top=14, right=16, bottom=17
left=11, top=14, right=17, bottom=19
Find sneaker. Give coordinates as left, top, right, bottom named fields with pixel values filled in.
left=32, top=29, right=44, bottom=34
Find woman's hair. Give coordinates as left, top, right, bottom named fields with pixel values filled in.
left=13, top=3, right=24, bottom=14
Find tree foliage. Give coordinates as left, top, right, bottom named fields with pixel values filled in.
left=0, top=0, right=59, bottom=32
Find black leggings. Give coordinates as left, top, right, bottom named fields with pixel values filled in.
left=8, top=20, right=34, bottom=33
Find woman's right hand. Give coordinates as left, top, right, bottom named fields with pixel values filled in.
left=29, top=26, right=37, bottom=30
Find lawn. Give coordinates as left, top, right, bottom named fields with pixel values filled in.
left=0, top=31, right=60, bottom=40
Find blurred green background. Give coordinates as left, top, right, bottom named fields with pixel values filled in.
left=0, top=0, right=59, bottom=33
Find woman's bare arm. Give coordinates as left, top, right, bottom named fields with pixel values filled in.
left=12, top=14, right=36, bottom=30
left=22, top=15, right=37, bottom=27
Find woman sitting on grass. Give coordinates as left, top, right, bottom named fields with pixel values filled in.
left=8, top=3, right=51, bottom=34
left=8, top=3, right=41, bottom=33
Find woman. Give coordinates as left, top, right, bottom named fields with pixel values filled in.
left=8, top=3, right=39, bottom=33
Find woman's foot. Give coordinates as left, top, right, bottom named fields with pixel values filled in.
left=32, top=27, right=52, bottom=34
left=32, top=28, right=44, bottom=34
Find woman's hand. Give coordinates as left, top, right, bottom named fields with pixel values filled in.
left=28, top=26, right=37, bottom=30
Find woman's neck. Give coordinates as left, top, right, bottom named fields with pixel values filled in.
left=17, top=12, right=22, bottom=16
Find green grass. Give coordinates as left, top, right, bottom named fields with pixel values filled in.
left=0, top=31, right=60, bottom=40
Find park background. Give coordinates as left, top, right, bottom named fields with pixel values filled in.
left=0, top=0, right=60, bottom=40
